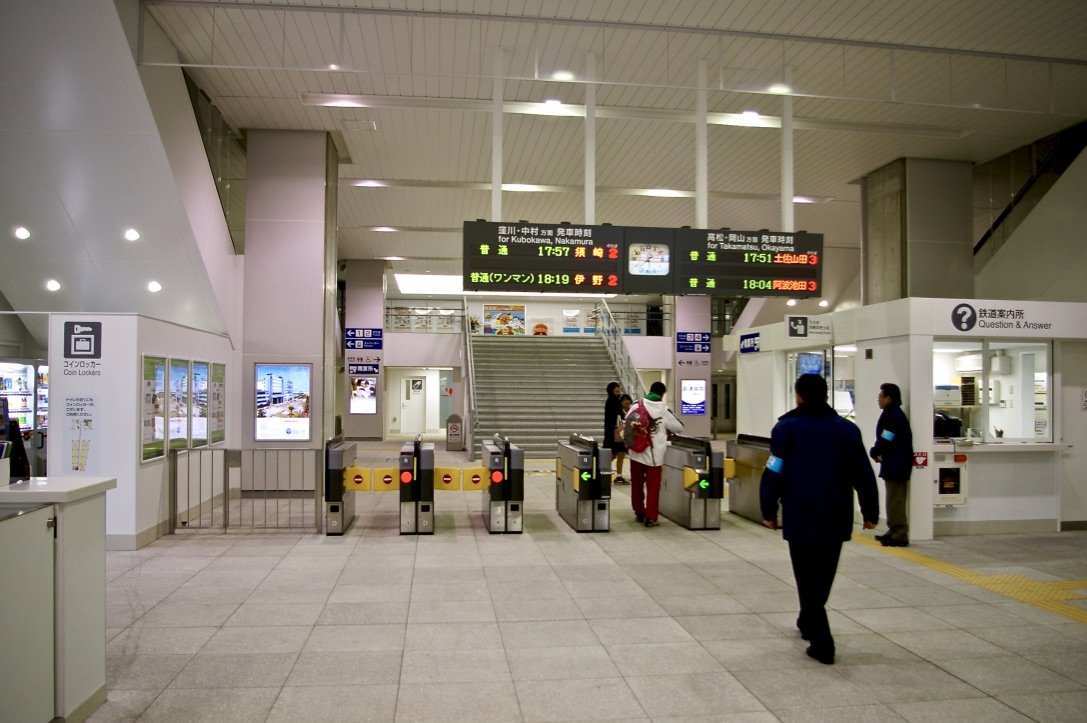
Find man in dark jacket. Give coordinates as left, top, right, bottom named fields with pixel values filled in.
left=870, top=382, right=914, bottom=547
left=761, top=374, right=880, bottom=665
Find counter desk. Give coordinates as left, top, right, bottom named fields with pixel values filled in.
left=0, top=477, right=116, bottom=723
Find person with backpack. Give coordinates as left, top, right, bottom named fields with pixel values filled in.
left=625, top=381, right=683, bottom=527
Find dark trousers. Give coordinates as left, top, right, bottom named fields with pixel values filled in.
left=788, top=540, right=843, bottom=655
left=629, top=460, right=662, bottom=522
left=885, top=479, right=909, bottom=543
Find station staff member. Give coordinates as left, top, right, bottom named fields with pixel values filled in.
left=870, top=382, right=914, bottom=547
left=761, top=374, right=880, bottom=665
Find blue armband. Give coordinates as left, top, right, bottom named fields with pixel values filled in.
left=766, top=455, right=784, bottom=473
left=880, top=429, right=896, bottom=441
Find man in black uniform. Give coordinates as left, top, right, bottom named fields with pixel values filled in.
left=761, top=374, right=880, bottom=665
left=870, top=382, right=914, bottom=547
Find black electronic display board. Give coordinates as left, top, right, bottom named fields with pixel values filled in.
left=463, top=221, right=623, bottom=293
left=674, top=229, right=823, bottom=297
left=622, top=227, right=675, bottom=295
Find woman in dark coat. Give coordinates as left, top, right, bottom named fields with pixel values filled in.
left=603, top=382, right=628, bottom=484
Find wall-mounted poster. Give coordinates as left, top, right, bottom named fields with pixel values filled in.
left=350, top=376, right=377, bottom=414
left=141, top=356, right=166, bottom=461
left=681, top=379, right=707, bottom=415
left=63, top=394, right=100, bottom=472
left=191, top=361, right=209, bottom=448
left=483, top=304, right=526, bottom=335
left=255, top=363, right=311, bottom=441
left=168, top=359, right=190, bottom=449
left=209, top=363, right=226, bottom=444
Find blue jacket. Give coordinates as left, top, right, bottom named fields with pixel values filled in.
left=760, top=402, right=880, bottom=542
left=869, top=405, right=913, bottom=482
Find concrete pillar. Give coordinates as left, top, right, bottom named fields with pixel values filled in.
left=242, top=130, right=338, bottom=448
left=673, top=295, right=712, bottom=439
left=343, top=260, right=386, bottom=439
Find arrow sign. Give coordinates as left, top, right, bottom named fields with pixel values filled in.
left=580, top=471, right=592, bottom=481
left=699, top=479, right=710, bottom=489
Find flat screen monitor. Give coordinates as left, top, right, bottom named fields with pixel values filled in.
left=797, top=352, right=824, bottom=377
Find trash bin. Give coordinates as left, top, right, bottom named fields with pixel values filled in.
left=445, top=414, right=464, bottom=451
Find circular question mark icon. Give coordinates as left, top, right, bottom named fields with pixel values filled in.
left=951, top=303, right=976, bottom=331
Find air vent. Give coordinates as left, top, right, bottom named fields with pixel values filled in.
left=342, top=120, right=378, bottom=131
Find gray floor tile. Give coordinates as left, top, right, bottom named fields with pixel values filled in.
left=573, top=595, right=670, bottom=620
left=515, top=677, right=646, bottom=722
left=589, top=616, right=695, bottom=644
left=493, top=596, right=585, bottom=622
left=653, top=593, right=751, bottom=616
left=224, top=602, right=323, bottom=626
left=286, top=650, right=403, bottom=686
left=200, top=625, right=312, bottom=654
left=675, top=613, right=785, bottom=641
left=1026, top=651, right=1087, bottom=685
left=327, top=583, right=411, bottom=603
left=407, top=598, right=496, bottom=623
left=773, top=704, right=907, bottom=722
left=137, top=687, right=280, bottom=722
left=399, top=648, right=511, bottom=684
left=604, top=641, right=724, bottom=676
left=395, top=681, right=522, bottom=722
left=625, top=671, right=767, bottom=717
left=268, top=684, right=398, bottom=722
left=702, top=637, right=811, bottom=671
left=84, top=689, right=160, bottom=723
left=840, top=607, right=956, bottom=633
left=317, top=601, right=409, bottom=625
left=106, top=626, right=218, bottom=656
left=937, top=655, right=1085, bottom=695
left=968, top=623, right=1087, bottom=655
left=888, top=697, right=1034, bottom=722
left=883, top=629, right=1012, bottom=660
left=404, top=620, right=502, bottom=650
left=499, top=619, right=600, bottom=648
left=106, top=654, right=191, bottom=689
left=836, top=661, right=986, bottom=702
left=731, top=666, right=878, bottom=711
left=302, top=623, right=406, bottom=652
left=998, top=689, right=1087, bottom=723
left=507, top=645, right=621, bottom=680
left=919, top=603, right=1035, bottom=628
left=170, top=652, right=298, bottom=688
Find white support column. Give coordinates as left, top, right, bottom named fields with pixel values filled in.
left=492, top=48, right=504, bottom=223
left=585, top=52, right=596, bottom=225
left=696, top=59, right=708, bottom=229
left=781, top=66, right=795, bottom=232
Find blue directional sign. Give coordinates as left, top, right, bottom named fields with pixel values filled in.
left=345, top=328, right=382, bottom=339
left=345, top=338, right=382, bottom=350
left=349, top=364, right=380, bottom=375
left=676, top=331, right=712, bottom=354
left=739, top=333, right=761, bottom=353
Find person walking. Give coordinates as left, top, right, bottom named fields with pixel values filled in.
left=603, top=382, right=629, bottom=484
left=760, top=374, right=880, bottom=665
left=870, top=382, right=914, bottom=547
left=627, top=381, right=683, bottom=527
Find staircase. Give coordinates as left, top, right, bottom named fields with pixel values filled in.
left=471, top=336, right=620, bottom=459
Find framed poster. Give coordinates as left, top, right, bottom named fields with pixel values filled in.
left=141, top=355, right=166, bottom=461
left=349, top=376, right=377, bottom=414
left=191, top=361, right=209, bottom=448
left=483, top=304, right=526, bottom=335
left=168, top=359, right=190, bottom=449
left=255, top=363, right=311, bottom=441
left=209, top=363, right=226, bottom=444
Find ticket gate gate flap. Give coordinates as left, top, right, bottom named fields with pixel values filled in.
left=343, top=466, right=372, bottom=491
left=435, top=467, right=461, bottom=491
left=372, top=467, right=398, bottom=491
left=462, top=467, right=488, bottom=491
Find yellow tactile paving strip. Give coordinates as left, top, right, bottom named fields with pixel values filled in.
left=853, top=532, right=1087, bottom=625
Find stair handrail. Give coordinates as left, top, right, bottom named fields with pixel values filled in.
left=974, top=121, right=1087, bottom=256
left=595, top=301, right=645, bottom=400
left=462, top=297, right=478, bottom=462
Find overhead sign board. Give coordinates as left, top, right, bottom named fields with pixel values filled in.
left=675, top=229, right=823, bottom=298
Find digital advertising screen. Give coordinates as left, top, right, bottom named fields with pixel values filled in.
left=463, top=221, right=623, bottom=293
left=349, top=376, right=377, bottom=415
left=680, top=379, right=707, bottom=415
left=797, top=352, right=825, bottom=376
left=674, top=228, right=823, bottom=297
left=255, top=364, right=312, bottom=441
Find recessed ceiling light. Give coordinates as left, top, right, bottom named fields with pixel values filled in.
left=786, top=299, right=798, bottom=306
left=301, top=93, right=368, bottom=107
left=354, top=180, right=387, bottom=187
left=551, top=71, right=574, bottom=81
left=818, top=300, right=829, bottom=307
left=767, top=83, right=792, bottom=94
left=503, top=183, right=542, bottom=192
left=147, top=281, right=162, bottom=293
left=544, top=99, right=562, bottom=106
left=45, top=279, right=61, bottom=291
left=742, top=110, right=759, bottom=117
left=125, top=228, right=141, bottom=241
left=643, top=188, right=687, bottom=197
left=372, top=226, right=397, bottom=232
left=14, top=226, right=31, bottom=240
left=378, top=256, right=406, bottom=261
left=328, top=63, right=340, bottom=70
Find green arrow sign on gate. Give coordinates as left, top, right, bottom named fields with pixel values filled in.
left=581, top=471, right=592, bottom=481
left=699, top=479, right=710, bottom=489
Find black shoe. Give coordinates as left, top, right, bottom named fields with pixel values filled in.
left=644, top=519, right=659, bottom=527
left=806, top=646, right=834, bottom=665
left=635, top=514, right=645, bottom=523
left=880, top=538, right=909, bottom=547
left=614, top=476, right=629, bottom=485
left=874, top=532, right=889, bottom=542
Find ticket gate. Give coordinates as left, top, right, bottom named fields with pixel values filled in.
left=556, top=434, right=611, bottom=532
left=325, top=439, right=357, bottom=535
left=660, top=435, right=725, bottom=530
left=481, top=435, right=524, bottom=533
left=399, top=436, right=435, bottom=534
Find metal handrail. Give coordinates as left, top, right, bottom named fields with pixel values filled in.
left=462, top=297, right=479, bottom=462
left=595, top=301, right=646, bottom=400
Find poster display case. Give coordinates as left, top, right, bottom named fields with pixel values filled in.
left=209, top=363, right=226, bottom=444
left=255, top=364, right=311, bottom=441
left=191, top=361, right=209, bottom=447
left=141, top=356, right=166, bottom=461
left=168, top=359, right=190, bottom=450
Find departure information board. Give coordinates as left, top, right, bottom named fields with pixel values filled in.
left=462, top=222, right=823, bottom=297
left=463, top=222, right=623, bottom=293
left=674, top=229, right=823, bottom=297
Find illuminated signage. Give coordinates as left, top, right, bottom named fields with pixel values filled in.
left=739, top=333, right=761, bottom=353
left=681, top=379, right=707, bottom=415
left=674, top=229, right=823, bottom=297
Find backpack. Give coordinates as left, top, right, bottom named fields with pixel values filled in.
left=623, top=402, right=658, bottom=453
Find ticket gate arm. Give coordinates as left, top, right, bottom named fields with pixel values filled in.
left=435, top=467, right=461, bottom=491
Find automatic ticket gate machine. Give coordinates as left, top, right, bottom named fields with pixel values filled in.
left=480, top=435, right=525, bottom=533
left=556, top=434, right=611, bottom=532
left=325, top=439, right=357, bottom=535
left=399, top=436, right=435, bottom=535
left=660, top=435, right=726, bottom=530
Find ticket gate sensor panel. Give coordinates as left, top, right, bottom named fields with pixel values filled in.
left=481, top=435, right=525, bottom=533
left=556, top=434, right=611, bottom=532
left=325, top=439, right=357, bottom=535
left=660, top=435, right=725, bottom=530
left=399, top=437, right=435, bottom=535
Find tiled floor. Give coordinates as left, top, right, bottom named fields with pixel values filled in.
left=93, top=461, right=1087, bottom=722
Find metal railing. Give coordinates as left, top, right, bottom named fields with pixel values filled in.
left=169, top=447, right=323, bottom=533
left=463, top=298, right=478, bottom=462
left=595, top=301, right=646, bottom=400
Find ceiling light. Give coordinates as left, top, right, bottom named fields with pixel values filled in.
left=328, top=64, right=340, bottom=70
left=372, top=226, right=397, bottom=232
left=767, top=83, right=792, bottom=94
left=551, top=71, right=574, bottom=81
left=45, top=279, right=60, bottom=291
left=818, top=300, right=829, bottom=307
left=786, top=299, right=798, bottom=306
left=14, top=226, right=30, bottom=240
left=793, top=196, right=817, bottom=204
left=301, top=93, right=368, bottom=107
left=544, top=99, right=562, bottom=105
left=378, top=256, right=406, bottom=261
left=742, top=110, right=759, bottom=117
left=124, top=228, right=141, bottom=241
left=834, top=345, right=857, bottom=353
left=147, top=281, right=162, bottom=293
left=643, top=188, right=688, bottom=198
left=354, top=180, right=387, bottom=187
left=503, top=183, right=542, bottom=192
